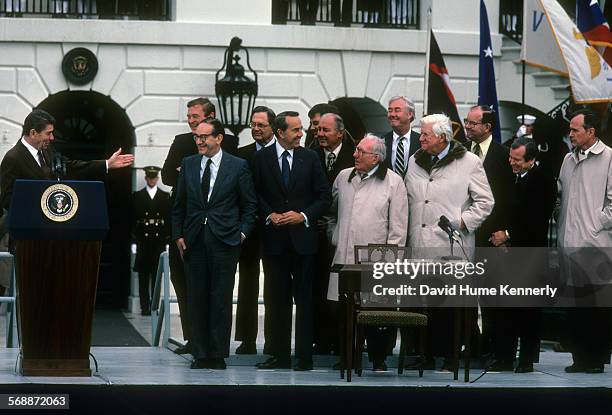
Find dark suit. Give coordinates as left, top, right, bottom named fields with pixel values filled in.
left=161, top=131, right=238, bottom=343
left=473, top=139, right=515, bottom=357
left=253, top=145, right=332, bottom=362
left=490, top=163, right=555, bottom=367
left=313, top=139, right=355, bottom=352
left=171, top=151, right=256, bottom=359
left=383, top=130, right=420, bottom=176
left=474, top=139, right=514, bottom=247
left=132, top=187, right=170, bottom=313
left=0, top=140, right=106, bottom=212
left=234, top=142, right=271, bottom=346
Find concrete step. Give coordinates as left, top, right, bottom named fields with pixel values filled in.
left=551, top=84, right=571, bottom=99
left=501, top=45, right=521, bottom=61
left=531, top=71, right=567, bottom=87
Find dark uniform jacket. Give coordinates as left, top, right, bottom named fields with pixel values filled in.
left=132, top=187, right=170, bottom=273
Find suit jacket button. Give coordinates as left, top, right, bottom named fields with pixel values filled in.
left=429, top=178, right=433, bottom=182
left=421, top=224, right=426, bottom=228
left=425, top=200, right=429, bottom=204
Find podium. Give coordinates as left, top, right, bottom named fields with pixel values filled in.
left=7, top=180, right=109, bottom=376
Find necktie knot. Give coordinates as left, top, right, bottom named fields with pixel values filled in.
left=472, top=143, right=482, bottom=158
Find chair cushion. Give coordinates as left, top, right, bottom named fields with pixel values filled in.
left=356, top=310, right=427, bottom=327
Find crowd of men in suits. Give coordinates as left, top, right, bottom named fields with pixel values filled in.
left=160, top=96, right=611, bottom=374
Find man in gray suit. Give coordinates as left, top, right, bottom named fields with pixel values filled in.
left=172, top=117, right=257, bottom=370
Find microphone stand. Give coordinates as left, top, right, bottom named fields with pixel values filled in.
left=441, top=231, right=463, bottom=261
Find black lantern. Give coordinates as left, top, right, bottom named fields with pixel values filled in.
left=215, top=37, right=258, bottom=137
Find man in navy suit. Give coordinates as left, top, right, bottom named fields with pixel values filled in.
left=161, top=97, right=238, bottom=356
left=234, top=105, right=277, bottom=355
left=253, top=111, right=332, bottom=370
left=383, top=96, right=420, bottom=179
left=172, top=117, right=257, bottom=370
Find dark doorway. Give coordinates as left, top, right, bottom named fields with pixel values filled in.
left=329, top=97, right=389, bottom=142
left=37, top=91, right=134, bottom=310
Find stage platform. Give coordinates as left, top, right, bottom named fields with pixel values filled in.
left=0, top=347, right=610, bottom=414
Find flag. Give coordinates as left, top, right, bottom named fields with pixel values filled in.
left=520, top=0, right=568, bottom=75
left=540, top=0, right=612, bottom=103
left=478, top=0, right=502, bottom=142
left=576, top=0, right=612, bottom=65
left=427, top=32, right=466, bottom=142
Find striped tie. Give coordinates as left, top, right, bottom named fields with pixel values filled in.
left=395, top=137, right=406, bottom=177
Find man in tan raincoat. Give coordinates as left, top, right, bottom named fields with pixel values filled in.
left=327, top=133, right=408, bottom=372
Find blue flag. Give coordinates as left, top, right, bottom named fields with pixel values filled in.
left=478, top=0, right=502, bottom=142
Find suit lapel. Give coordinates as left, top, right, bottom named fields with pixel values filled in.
left=289, top=148, right=303, bottom=190
left=17, top=141, right=46, bottom=179
left=190, top=155, right=205, bottom=206
left=267, top=146, right=286, bottom=194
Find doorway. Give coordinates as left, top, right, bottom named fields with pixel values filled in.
left=37, top=90, right=134, bottom=310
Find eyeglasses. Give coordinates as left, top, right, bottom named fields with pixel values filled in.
left=355, top=148, right=376, bottom=156
left=463, top=119, right=484, bottom=127
left=193, top=133, right=216, bottom=141
left=249, top=122, right=270, bottom=129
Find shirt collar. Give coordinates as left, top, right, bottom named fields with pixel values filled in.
left=361, top=164, right=379, bottom=179
left=436, top=143, right=451, bottom=160
left=202, top=149, right=223, bottom=166
left=275, top=141, right=293, bottom=159
left=324, top=142, right=343, bottom=158
left=20, top=137, right=39, bottom=161
left=471, top=135, right=493, bottom=157
left=393, top=130, right=411, bottom=142
left=256, top=137, right=276, bottom=151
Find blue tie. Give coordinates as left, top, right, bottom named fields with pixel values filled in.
left=281, top=150, right=290, bottom=190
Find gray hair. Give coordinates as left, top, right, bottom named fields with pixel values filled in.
left=321, top=112, right=345, bottom=132
left=361, top=133, right=387, bottom=163
left=420, top=113, right=453, bottom=143
left=388, top=96, right=415, bottom=115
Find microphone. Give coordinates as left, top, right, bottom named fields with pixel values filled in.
left=51, top=152, right=67, bottom=180
left=438, top=215, right=461, bottom=239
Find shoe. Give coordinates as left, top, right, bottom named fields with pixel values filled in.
left=585, top=365, right=604, bottom=374
left=235, top=342, right=257, bottom=355
left=372, top=359, right=388, bottom=372
left=174, top=342, right=192, bottom=355
left=208, top=358, right=227, bottom=370
left=256, top=357, right=291, bottom=369
left=293, top=359, right=313, bottom=371
left=564, top=363, right=585, bottom=373
left=190, top=358, right=209, bottom=369
left=488, top=360, right=514, bottom=372
left=515, top=363, right=534, bottom=373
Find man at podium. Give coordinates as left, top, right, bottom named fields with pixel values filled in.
left=0, top=108, right=134, bottom=216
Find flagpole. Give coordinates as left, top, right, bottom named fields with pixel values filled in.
left=521, top=60, right=526, bottom=124
left=423, top=7, right=432, bottom=116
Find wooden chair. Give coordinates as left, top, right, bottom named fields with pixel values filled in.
left=352, top=244, right=427, bottom=377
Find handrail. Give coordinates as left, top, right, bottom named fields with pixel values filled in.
left=0, top=252, right=18, bottom=348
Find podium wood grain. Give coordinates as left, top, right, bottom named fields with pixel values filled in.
left=15, top=240, right=101, bottom=376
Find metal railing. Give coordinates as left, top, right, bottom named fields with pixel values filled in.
left=499, top=0, right=523, bottom=44
left=0, top=0, right=171, bottom=20
left=0, top=252, right=19, bottom=349
left=274, top=0, right=420, bottom=29
left=150, top=250, right=179, bottom=348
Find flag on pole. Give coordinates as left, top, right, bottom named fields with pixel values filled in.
left=427, top=32, right=466, bottom=142
left=540, top=0, right=612, bottom=103
left=576, top=0, right=612, bottom=65
left=478, top=0, right=502, bottom=142
left=521, top=0, right=568, bottom=75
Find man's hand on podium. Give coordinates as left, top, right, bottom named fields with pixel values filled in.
left=107, top=148, right=135, bottom=170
